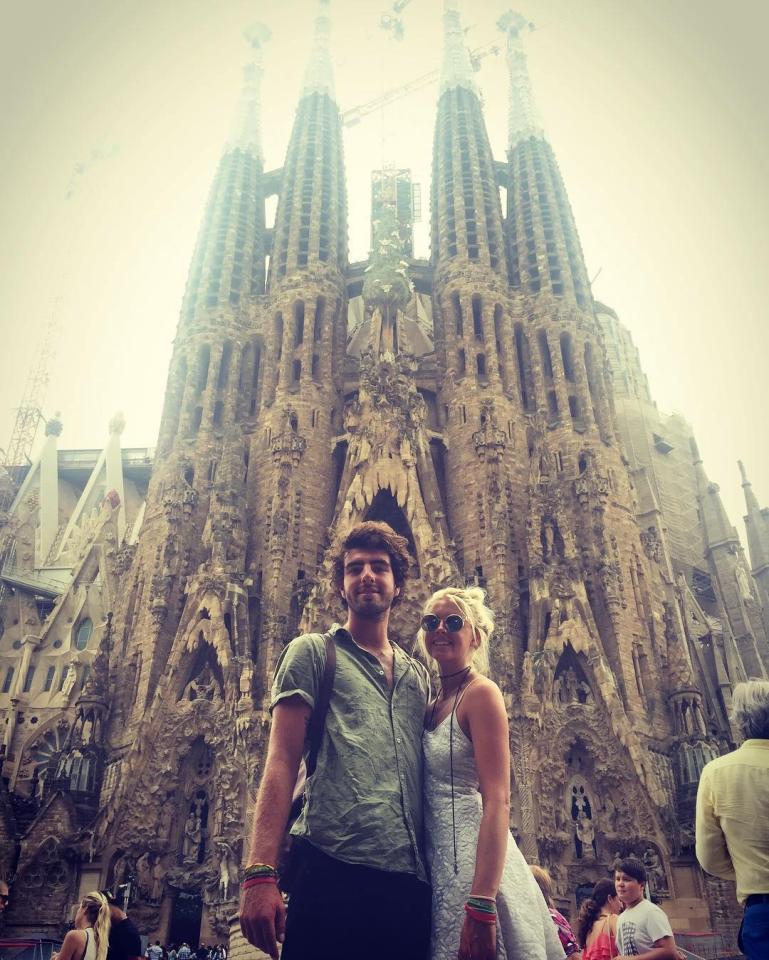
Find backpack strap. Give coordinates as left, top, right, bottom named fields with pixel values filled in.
left=305, top=630, right=337, bottom=778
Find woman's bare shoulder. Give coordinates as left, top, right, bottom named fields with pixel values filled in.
left=461, top=676, right=506, bottom=719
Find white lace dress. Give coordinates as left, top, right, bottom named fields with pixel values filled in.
left=423, top=716, right=566, bottom=960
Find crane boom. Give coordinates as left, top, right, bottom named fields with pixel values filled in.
left=341, top=42, right=500, bottom=127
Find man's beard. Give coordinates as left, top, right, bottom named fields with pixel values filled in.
left=346, top=588, right=393, bottom=619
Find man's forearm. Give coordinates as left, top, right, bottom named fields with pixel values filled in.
left=247, top=756, right=297, bottom=867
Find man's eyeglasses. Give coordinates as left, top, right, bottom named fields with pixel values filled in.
left=0, top=893, right=9, bottom=903
left=421, top=613, right=465, bottom=633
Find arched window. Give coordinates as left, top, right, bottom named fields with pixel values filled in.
left=74, top=619, right=93, bottom=651
left=293, top=302, right=305, bottom=347
left=560, top=332, right=575, bottom=382
left=217, top=341, right=233, bottom=390
left=452, top=292, right=463, bottom=336
left=196, top=344, right=210, bottom=393
left=472, top=295, right=484, bottom=341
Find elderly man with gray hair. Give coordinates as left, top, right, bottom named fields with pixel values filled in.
left=696, top=679, right=769, bottom=959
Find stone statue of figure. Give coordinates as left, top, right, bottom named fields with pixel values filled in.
left=735, top=565, right=753, bottom=601
left=61, top=663, right=78, bottom=699
left=576, top=811, right=596, bottom=859
left=217, top=841, right=238, bottom=901
left=182, top=810, right=202, bottom=863
left=643, top=846, right=668, bottom=894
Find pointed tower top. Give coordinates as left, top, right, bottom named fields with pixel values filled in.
left=301, top=0, right=336, bottom=99
left=498, top=9, right=545, bottom=149
left=739, top=458, right=762, bottom=514
left=226, top=24, right=270, bottom=157
left=440, top=0, right=478, bottom=95
left=693, top=450, right=739, bottom=548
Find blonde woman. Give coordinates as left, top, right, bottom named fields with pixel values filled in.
left=419, top=586, right=565, bottom=960
left=53, top=891, right=111, bottom=960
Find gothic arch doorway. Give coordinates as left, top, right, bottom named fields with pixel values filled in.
left=168, top=890, right=203, bottom=949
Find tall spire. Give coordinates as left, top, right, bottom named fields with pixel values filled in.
left=498, top=10, right=544, bottom=149
left=740, top=459, right=769, bottom=573
left=225, top=24, right=270, bottom=157
left=440, top=0, right=477, bottom=94
left=301, top=0, right=336, bottom=99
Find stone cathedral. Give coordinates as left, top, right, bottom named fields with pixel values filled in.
left=1, top=2, right=768, bottom=952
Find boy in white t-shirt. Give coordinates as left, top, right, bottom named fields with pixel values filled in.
left=614, top=858, right=679, bottom=959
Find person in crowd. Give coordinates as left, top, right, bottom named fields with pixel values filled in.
left=419, top=586, right=565, bottom=960
left=52, top=892, right=111, bottom=960
left=146, top=941, right=163, bottom=960
left=176, top=944, right=191, bottom=960
left=0, top=878, right=9, bottom=914
left=695, top=678, right=769, bottom=960
left=614, top=859, right=678, bottom=959
left=239, top=521, right=432, bottom=960
left=101, top=889, right=141, bottom=960
left=575, top=878, right=621, bottom=959
left=530, top=865, right=581, bottom=957
left=166, top=945, right=177, bottom=960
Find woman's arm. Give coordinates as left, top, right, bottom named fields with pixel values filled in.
left=52, top=930, right=86, bottom=960
left=465, top=679, right=511, bottom=896
left=456, top=680, right=511, bottom=960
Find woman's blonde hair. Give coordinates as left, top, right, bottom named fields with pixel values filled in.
left=417, top=586, right=494, bottom=676
left=529, top=864, right=554, bottom=908
left=81, top=891, right=111, bottom=960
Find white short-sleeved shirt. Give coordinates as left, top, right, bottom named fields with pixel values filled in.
left=616, top=899, right=673, bottom=954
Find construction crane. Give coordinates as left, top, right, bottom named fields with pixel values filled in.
left=341, top=41, right=501, bottom=127
left=2, top=309, right=60, bottom=482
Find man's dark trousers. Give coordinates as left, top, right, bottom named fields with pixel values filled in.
left=741, top=898, right=769, bottom=960
left=281, top=842, right=431, bottom=960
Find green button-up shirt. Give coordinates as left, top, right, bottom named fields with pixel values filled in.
left=271, top=624, right=431, bottom=882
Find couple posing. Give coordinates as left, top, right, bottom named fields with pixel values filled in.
left=240, top=520, right=564, bottom=960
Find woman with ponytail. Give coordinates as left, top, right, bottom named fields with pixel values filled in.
left=53, top=891, right=112, bottom=960
left=575, top=879, right=621, bottom=959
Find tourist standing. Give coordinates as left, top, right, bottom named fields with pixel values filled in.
left=614, top=859, right=678, bottom=959
left=420, top=586, right=565, bottom=960
left=52, top=892, right=111, bottom=960
left=575, top=879, right=620, bottom=959
left=239, top=522, right=432, bottom=960
left=695, top=679, right=769, bottom=959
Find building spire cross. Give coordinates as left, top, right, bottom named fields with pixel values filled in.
left=440, top=0, right=477, bottom=94
left=301, top=0, right=336, bottom=99
left=498, top=8, right=544, bottom=149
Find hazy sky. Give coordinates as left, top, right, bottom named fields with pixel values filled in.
left=1, top=0, right=767, bottom=543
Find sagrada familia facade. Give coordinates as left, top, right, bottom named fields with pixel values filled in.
left=2, top=1, right=768, bottom=952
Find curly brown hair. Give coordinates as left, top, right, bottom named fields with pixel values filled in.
left=330, top=521, right=411, bottom=606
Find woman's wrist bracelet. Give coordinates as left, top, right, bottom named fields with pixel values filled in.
left=464, top=904, right=497, bottom=924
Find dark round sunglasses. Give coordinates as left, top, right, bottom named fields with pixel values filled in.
left=421, top=613, right=465, bottom=633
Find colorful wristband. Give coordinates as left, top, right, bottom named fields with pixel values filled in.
left=243, top=876, right=278, bottom=889
left=464, top=903, right=497, bottom=925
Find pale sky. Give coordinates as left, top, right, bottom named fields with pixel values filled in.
left=1, top=0, right=767, bottom=545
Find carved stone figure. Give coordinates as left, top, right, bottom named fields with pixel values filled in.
left=216, top=841, right=238, bottom=901
left=182, top=810, right=202, bottom=863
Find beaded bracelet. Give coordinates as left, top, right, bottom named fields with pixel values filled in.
left=465, top=895, right=497, bottom=925
left=242, top=876, right=278, bottom=890
left=464, top=904, right=497, bottom=925
left=243, top=862, right=278, bottom=882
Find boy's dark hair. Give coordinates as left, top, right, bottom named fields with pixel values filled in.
left=614, top=857, right=647, bottom=885
left=330, top=521, right=411, bottom=606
